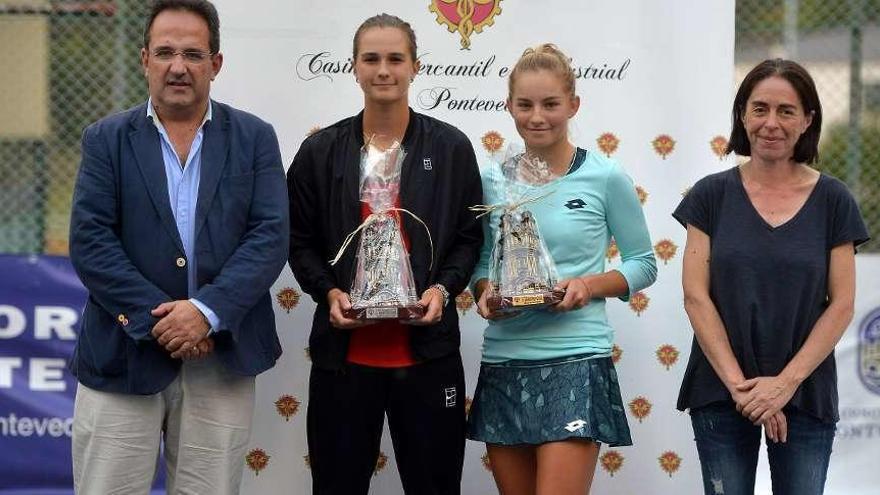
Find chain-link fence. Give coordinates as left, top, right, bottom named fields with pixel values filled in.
left=0, top=0, right=147, bottom=255
left=1, top=1, right=879, bottom=255
left=736, top=0, right=880, bottom=251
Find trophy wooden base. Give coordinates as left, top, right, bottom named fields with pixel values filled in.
left=487, top=288, right=566, bottom=313
left=343, top=304, right=425, bottom=321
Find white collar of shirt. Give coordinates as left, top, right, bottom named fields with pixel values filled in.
left=146, top=98, right=213, bottom=135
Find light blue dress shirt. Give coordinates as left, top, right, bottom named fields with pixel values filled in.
left=146, top=99, right=221, bottom=333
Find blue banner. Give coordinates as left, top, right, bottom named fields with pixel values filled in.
left=0, top=255, right=82, bottom=493
left=0, top=255, right=167, bottom=494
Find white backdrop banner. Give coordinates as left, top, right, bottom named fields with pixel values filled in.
left=209, top=1, right=879, bottom=494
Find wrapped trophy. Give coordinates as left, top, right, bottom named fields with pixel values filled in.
left=340, top=138, right=425, bottom=320
left=479, top=150, right=564, bottom=313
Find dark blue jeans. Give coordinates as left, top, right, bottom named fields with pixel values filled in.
left=690, top=402, right=835, bottom=495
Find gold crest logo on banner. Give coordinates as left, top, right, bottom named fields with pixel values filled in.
left=429, top=0, right=503, bottom=50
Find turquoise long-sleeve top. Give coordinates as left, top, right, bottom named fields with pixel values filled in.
left=471, top=148, right=657, bottom=363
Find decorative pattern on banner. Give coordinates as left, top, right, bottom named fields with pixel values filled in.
left=635, top=185, right=649, bottom=205
left=656, top=344, right=680, bottom=370
left=658, top=451, right=682, bottom=477
left=605, top=238, right=619, bottom=262
left=710, top=135, right=728, bottom=160
left=628, top=291, right=650, bottom=316
left=374, top=452, right=389, bottom=475
left=480, top=451, right=492, bottom=471
left=600, top=449, right=624, bottom=477
left=628, top=396, right=652, bottom=423
left=596, top=132, right=620, bottom=157
left=654, top=239, right=678, bottom=265
left=456, top=289, right=475, bottom=315
left=611, top=344, right=622, bottom=364
left=276, top=287, right=301, bottom=313
left=652, top=134, right=676, bottom=159
left=274, top=394, right=301, bottom=421
left=481, top=130, right=504, bottom=153
left=246, top=448, right=271, bottom=476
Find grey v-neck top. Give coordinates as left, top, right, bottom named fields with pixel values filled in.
left=673, top=166, right=869, bottom=422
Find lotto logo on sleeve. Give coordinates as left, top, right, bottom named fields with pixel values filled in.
left=444, top=387, right=457, bottom=407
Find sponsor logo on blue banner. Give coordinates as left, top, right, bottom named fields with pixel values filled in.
left=859, top=306, right=880, bottom=396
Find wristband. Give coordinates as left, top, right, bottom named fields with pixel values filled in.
left=429, top=283, right=450, bottom=306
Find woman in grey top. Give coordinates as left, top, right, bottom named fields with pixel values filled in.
left=674, top=59, right=868, bottom=495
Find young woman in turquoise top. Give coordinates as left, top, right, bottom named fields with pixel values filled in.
left=468, top=44, right=657, bottom=495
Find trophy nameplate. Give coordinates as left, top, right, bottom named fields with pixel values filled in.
left=342, top=304, right=425, bottom=320
left=487, top=210, right=564, bottom=313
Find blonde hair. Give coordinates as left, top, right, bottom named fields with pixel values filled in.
left=508, top=43, right=576, bottom=98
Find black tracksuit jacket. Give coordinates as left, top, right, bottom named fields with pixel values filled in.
left=287, top=109, right=483, bottom=370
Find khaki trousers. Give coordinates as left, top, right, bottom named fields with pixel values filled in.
left=72, top=356, right=255, bottom=495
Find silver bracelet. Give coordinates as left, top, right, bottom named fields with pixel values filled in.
left=429, top=283, right=450, bottom=306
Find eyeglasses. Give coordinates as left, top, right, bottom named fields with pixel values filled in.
left=151, top=48, right=213, bottom=63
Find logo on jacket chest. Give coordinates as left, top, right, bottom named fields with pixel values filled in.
left=564, top=198, right=587, bottom=210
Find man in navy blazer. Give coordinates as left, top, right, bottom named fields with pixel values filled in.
left=67, top=1, right=288, bottom=493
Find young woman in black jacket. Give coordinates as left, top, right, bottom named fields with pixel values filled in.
left=287, top=13, right=483, bottom=495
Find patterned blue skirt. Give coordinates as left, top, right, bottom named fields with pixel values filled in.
left=467, top=354, right=632, bottom=446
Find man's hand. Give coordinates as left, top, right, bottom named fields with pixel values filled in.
left=549, top=277, right=591, bottom=313
left=177, top=337, right=215, bottom=361
left=409, top=286, right=444, bottom=326
left=327, top=289, right=374, bottom=329
left=151, top=300, right=211, bottom=355
left=735, top=375, right=798, bottom=424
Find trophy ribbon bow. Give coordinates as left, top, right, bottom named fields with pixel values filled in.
left=468, top=189, right=557, bottom=219
left=329, top=207, right=434, bottom=270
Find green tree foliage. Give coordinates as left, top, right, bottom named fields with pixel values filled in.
left=736, top=0, right=880, bottom=41
left=818, top=116, right=880, bottom=252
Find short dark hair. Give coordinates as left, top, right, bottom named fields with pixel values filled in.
left=143, top=0, right=220, bottom=54
left=352, top=13, right=417, bottom=62
left=726, top=58, right=822, bottom=164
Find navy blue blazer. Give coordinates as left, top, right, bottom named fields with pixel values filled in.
left=69, top=100, right=289, bottom=395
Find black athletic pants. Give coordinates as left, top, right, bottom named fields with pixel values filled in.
left=307, top=352, right=466, bottom=495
